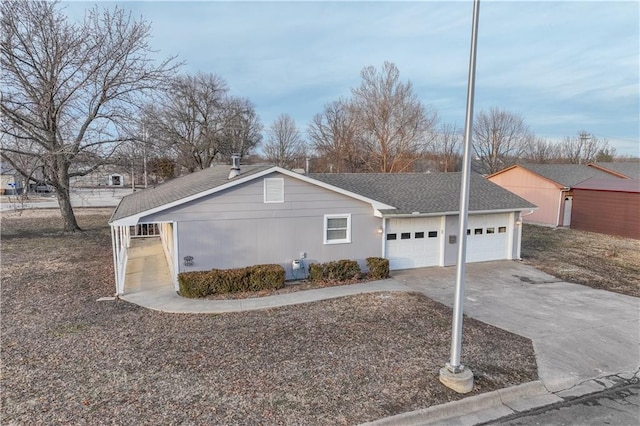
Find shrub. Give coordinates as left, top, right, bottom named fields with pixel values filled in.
left=178, top=264, right=285, bottom=298
left=366, top=257, right=389, bottom=279
left=248, top=264, right=286, bottom=291
left=309, top=259, right=361, bottom=282
left=178, top=271, right=212, bottom=298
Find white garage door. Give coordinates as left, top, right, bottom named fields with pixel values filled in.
left=466, top=213, right=510, bottom=263
left=386, top=217, right=442, bottom=270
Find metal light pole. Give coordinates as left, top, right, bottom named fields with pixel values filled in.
left=142, top=126, right=148, bottom=189
left=439, top=0, right=480, bottom=394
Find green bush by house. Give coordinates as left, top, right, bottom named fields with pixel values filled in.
left=309, top=259, right=361, bottom=282
left=178, top=264, right=285, bottom=298
left=366, top=257, right=389, bottom=279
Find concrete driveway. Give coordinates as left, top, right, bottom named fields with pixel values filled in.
left=393, top=261, right=640, bottom=393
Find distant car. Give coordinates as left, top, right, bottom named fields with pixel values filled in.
left=34, top=183, right=55, bottom=193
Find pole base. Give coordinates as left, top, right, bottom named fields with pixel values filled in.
left=439, top=366, right=474, bottom=394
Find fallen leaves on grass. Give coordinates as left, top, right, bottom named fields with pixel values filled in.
left=521, top=224, right=640, bottom=297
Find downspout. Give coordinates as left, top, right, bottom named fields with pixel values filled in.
left=173, top=222, right=180, bottom=292
left=110, top=225, right=119, bottom=296
left=556, top=189, right=566, bottom=227
left=515, top=212, right=523, bottom=260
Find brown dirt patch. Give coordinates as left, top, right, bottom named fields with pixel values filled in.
left=1, top=213, right=538, bottom=424
left=521, top=224, right=640, bottom=297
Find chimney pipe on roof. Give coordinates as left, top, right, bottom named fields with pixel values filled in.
left=228, top=154, right=241, bottom=179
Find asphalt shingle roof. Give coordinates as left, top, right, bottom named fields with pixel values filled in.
left=309, top=172, right=536, bottom=215
left=110, top=166, right=536, bottom=223
left=573, top=178, right=640, bottom=193
left=592, top=161, right=640, bottom=179
left=109, top=165, right=271, bottom=222
left=517, top=163, right=617, bottom=187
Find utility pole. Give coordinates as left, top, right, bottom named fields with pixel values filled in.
left=578, top=131, right=590, bottom=165
left=439, top=0, right=480, bottom=395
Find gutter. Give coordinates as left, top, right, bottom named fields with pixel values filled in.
left=381, top=207, right=538, bottom=218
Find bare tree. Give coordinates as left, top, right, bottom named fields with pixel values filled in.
left=472, top=107, right=534, bottom=174
left=217, top=96, right=262, bottom=160
left=432, top=123, right=462, bottom=172
left=594, top=141, right=617, bottom=162
left=263, top=114, right=306, bottom=168
left=351, top=62, right=438, bottom=172
left=144, top=76, right=261, bottom=172
left=143, top=73, right=228, bottom=172
left=522, top=137, right=561, bottom=164
left=307, top=99, right=364, bottom=172
left=1, top=0, right=178, bottom=231
left=558, top=131, right=611, bottom=164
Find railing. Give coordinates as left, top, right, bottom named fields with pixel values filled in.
left=130, top=223, right=160, bottom=238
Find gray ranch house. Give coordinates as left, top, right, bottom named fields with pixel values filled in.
left=109, top=163, right=535, bottom=295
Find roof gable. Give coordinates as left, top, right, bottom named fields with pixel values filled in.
left=588, top=161, right=640, bottom=179
left=490, top=163, right=621, bottom=187
left=109, top=165, right=396, bottom=225
left=573, top=178, right=640, bottom=193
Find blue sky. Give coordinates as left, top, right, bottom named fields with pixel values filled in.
left=64, top=1, right=639, bottom=156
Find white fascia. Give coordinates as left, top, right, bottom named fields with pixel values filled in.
left=381, top=207, right=538, bottom=218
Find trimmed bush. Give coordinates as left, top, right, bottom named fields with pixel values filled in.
left=248, top=264, right=286, bottom=291
left=178, top=264, right=285, bottom=298
left=309, top=259, right=361, bottom=282
left=178, top=271, right=212, bottom=298
left=366, top=257, right=389, bottom=279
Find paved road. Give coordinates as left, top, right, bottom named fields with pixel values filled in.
left=0, top=187, right=131, bottom=211
left=487, top=381, right=640, bottom=425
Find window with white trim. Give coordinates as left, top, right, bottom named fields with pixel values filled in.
left=264, top=178, right=284, bottom=203
left=324, top=214, right=351, bottom=244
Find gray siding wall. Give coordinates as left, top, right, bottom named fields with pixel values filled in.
left=140, top=172, right=383, bottom=278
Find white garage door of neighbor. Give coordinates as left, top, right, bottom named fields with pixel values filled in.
left=386, top=217, right=441, bottom=270
left=466, top=213, right=510, bottom=263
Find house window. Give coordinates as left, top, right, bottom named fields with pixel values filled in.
left=264, top=178, right=284, bottom=203
left=498, top=226, right=507, bottom=233
left=324, top=214, right=351, bottom=244
left=486, top=227, right=495, bottom=234
left=474, top=228, right=483, bottom=235
left=401, top=232, right=411, bottom=239
left=386, top=233, right=397, bottom=240
left=428, top=231, right=438, bottom=238
left=415, top=232, right=425, bottom=239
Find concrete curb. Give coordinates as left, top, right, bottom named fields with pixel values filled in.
left=361, top=381, right=559, bottom=426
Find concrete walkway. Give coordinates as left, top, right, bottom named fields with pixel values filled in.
left=116, top=252, right=640, bottom=425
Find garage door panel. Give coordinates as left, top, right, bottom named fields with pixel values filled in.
left=466, top=214, right=510, bottom=263
left=386, top=217, right=441, bottom=270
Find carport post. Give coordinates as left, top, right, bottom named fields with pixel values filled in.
left=439, top=0, right=479, bottom=395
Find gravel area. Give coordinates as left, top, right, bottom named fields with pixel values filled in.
left=1, top=212, right=538, bottom=424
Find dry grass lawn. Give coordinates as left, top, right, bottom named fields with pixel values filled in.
left=521, top=224, right=640, bottom=297
left=1, top=210, right=538, bottom=425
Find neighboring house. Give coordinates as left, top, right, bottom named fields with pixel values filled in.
left=587, top=161, right=640, bottom=179
left=570, top=178, right=640, bottom=240
left=487, top=164, right=622, bottom=227
left=69, top=165, right=130, bottom=188
left=0, top=163, right=23, bottom=195
left=109, top=162, right=535, bottom=295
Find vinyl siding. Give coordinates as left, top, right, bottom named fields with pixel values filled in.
left=571, top=189, right=640, bottom=239
left=489, top=168, right=561, bottom=226
left=140, top=171, right=382, bottom=277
